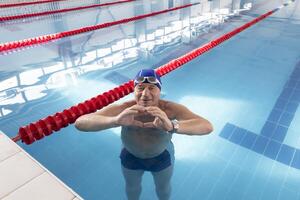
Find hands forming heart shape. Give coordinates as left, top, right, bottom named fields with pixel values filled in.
left=115, top=105, right=173, bottom=131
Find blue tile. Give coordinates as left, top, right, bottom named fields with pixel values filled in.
left=291, top=69, right=300, bottom=78
left=273, top=100, right=287, bottom=111
left=279, top=89, right=293, bottom=99
left=291, top=149, right=300, bottom=169
left=267, top=108, right=282, bottom=123
left=289, top=76, right=299, bottom=81
left=240, top=131, right=257, bottom=149
left=285, top=101, right=298, bottom=113
left=229, top=128, right=247, bottom=144
left=219, top=123, right=236, bottom=139
left=263, top=140, right=281, bottom=160
left=276, top=144, right=296, bottom=166
left=261, top=121, right=276, bottom=138
left=285, top=80, right=297, bottom=88
left=290, top=90, right=300, bottom=101
left=291, top=72, right=300, bottom=78
left=252, top=136, right=269, bottom=154
left=278, top=112, right=294, bottom=127
left=296, top=68, right=300, bottom=73
left=271, top=125, right=288, bottom=143
left=296, top=82, right=300, bottom=90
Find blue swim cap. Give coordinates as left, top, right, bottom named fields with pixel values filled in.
left=134, top=69, right=162, bottom=90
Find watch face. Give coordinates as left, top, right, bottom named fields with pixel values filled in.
left=173, top=120, right=179, bottom=130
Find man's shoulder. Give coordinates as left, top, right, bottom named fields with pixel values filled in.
left=158, top=99, right=180, bottom=118
left=159, top=99, right=179, bottom=109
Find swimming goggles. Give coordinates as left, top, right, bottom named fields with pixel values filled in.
left=134, top=76, right=161, bottom=86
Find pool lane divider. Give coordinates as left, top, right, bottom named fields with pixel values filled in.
left=0, top=0, right=66, bottom=8
left=11, top=1, right=294, bottom=144
left=0, top=3, right=198, bottom=54
left=0, top=0, right=135, bottom=22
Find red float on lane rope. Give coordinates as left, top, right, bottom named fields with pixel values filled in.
left=1, top=3, right=198, bottom=54
left=0, top=0, right=135, bottom=22
left=0, top=0, right=65, bottom=8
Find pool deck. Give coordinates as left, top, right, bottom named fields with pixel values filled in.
left=0, top=131, right=83, bottom=200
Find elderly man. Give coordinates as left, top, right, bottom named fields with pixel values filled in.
left=75, top=68, right=213, bottom=200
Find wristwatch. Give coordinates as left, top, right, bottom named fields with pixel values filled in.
left=168, top=119, right=179, bottom=134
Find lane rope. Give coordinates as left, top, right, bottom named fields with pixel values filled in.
left=0, top=0, right=134, bottom=22
left=0, top=0, right=65, bottom=8
left=11, top=1, right=295, bottom=144
left=0, top=3, right=199, bottom=54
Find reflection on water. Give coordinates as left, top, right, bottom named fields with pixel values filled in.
left=0, top=2, right=250, bottom=119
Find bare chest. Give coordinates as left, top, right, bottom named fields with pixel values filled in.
left=121, top=126, right=172, bottom=157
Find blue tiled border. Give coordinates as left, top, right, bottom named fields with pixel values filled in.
left=219, top=62, right=300, bottom=170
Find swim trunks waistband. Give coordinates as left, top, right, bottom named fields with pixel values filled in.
left=120, top=148, right=172, bottom=172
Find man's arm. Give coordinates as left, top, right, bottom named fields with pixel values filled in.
left=74, top=102, right=129, bottom=132
left=170, top=102, right=213, bottom=136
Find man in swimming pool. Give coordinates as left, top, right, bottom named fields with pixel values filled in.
left=75, top=69, right=213, bottom=200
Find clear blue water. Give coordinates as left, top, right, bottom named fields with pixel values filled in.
left=1, top=0, right=300, bottom=199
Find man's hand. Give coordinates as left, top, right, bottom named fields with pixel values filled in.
left=115, top=105, right=173, bottom=131
left=115, top=105, right=146, bottom=127
left=143, top=106, right=173, bottom=132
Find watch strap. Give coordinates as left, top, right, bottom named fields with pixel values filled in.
left=167, top=119, right=179, bottom=134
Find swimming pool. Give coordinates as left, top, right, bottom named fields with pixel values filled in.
left=1, top=0, right=300, bottom=199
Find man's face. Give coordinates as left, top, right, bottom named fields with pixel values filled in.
left=134, top=83, right=160, bottom=107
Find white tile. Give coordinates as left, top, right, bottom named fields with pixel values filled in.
left=3, top=172, right=75, bottom=200
left=0, top=132, right=20, bottom=162
left=73, top=197, right=83, bottom=200
left=0, top=152, right=44, bottom=199
left=0, top=132, right=83, bottom=199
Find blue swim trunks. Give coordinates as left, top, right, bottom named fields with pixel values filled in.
left=120, top=148, right=172, bottom=172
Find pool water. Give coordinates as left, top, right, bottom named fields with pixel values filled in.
left=0, top=0, right=300, bottom=199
